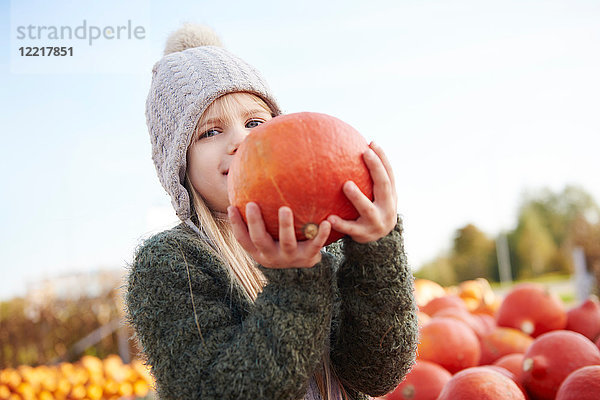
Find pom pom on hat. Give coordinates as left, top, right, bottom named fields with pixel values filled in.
left=164, top=23, right=223, bottom=55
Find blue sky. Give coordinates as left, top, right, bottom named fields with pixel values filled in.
left=1, top=0, right=599, bottom=300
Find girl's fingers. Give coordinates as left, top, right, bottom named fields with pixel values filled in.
left=327, top=214, right=360, bottom=238
left=342, top=180, right=379, bottom=221
left=278, top=206, right=298, bottom=254
left=232, top=204, right=331, bottom=268
left=245, top=202, right=277, bottom=254
left=370, top=142, right=396, bottom=196
left=363, top=147, right=394, bottom=204
left=227, top=206, right=257, bottom=253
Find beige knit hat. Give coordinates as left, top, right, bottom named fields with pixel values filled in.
left=146, top=23, right=281, bottom=224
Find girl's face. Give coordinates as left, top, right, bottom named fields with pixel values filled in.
left=187, top=93, right=273, bottom=213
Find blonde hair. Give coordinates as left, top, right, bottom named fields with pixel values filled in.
left=186, top=92, right=348, bottom=400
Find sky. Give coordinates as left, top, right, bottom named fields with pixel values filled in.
left=1, top=0, right=599, bottom=300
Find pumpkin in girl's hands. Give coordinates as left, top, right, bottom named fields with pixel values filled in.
left=227, top=112, right=373, bottom=245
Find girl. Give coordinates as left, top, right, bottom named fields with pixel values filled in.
left=126, top=24, right=418, bottom=400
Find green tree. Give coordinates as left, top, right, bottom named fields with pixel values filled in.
left=414, top=255, right=457, bottom=287
left=519, top=185, right=599, bottom=247
left=510, top=185, right=600, bottom=277
left=451, top=224, right=497, bottom=282
left=512, top=207, right=558, bottom=278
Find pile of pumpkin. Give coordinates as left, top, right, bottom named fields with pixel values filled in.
left=382, top=278, right=600, bottom=400
left=0, top=355, right=154, bottom=400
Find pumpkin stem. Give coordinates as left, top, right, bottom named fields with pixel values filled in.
left=303, top=223, right=319, bottom=240
left=520, top=320, right=535, bottom=335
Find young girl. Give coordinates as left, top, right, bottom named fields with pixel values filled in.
left=126, top=24, right=418, bottom=400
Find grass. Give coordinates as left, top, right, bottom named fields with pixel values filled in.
left=490, top=272, right=577, bottom=306
left=489, top=272, right=572, bottom=289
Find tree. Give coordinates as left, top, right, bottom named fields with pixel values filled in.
left=519, top=185, right=599, bottom=247
left=451, top=224, right=497, bottom=282
left=415, top=255, right=457, bottom=287
left=511, top=207, right=558, bottom=278
left=511, top=185, right=600, bottom=277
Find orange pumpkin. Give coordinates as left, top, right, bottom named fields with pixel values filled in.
left=496, top=283, right=566, bottom=337
left=228, top=112, right=373, bottom=245
left=520, top=330, right=600, bottom=400
left=413, top=279, right=446, bottom=307
left=432, top=307, right=488, bottom=338
left=555, top=365, right=600, bottom=400
left=437, top=366, right=527, bottom=400
left=493, top=353, right=525, bottom=377
left=417, top=317, right=481, bottom=373
left=386, top=360, right=451, bottom=400
left=565, top=296, right=600, bottom=341
left=420, top=295, right=466, bottom=317
left=479, top=327, right=533, bottom=365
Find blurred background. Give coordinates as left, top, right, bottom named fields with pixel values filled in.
left=1, top=0, right=599, bottom=398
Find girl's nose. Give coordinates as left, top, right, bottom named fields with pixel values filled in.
left=227, top=126, right=249, bottom=155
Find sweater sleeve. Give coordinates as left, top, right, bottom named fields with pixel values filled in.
left=125, top=227, right=334, bottom=400
left=330, top=217, right=418, bottom=397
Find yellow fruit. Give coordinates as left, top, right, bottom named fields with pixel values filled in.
left=55, top=377, right=71, bottom=396
left=134, top=379, right=150, bottom=397
left=16, top=382, right=35, bottom=400
left=38, top=390, right=53, bottom=400
left=86, top=382, right=103, bottom=400
left=118, top=381, right=133, bottom=396
left=81, top=355, right=104, bottom=372
left=0, top=384, right=11, bottom=399
left=1, top=368, right=21, bottom=390
left=70, top=383, right=86, bottom=399
left=103, top=378, right=119, bottom=396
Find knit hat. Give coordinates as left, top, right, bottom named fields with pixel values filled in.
left=146, top=23, right=281, bottom=224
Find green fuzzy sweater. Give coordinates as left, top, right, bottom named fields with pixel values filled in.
left=125, top=218, right=418, bottom=400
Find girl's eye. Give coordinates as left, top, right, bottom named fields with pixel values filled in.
left=245, top=119, right=264, bottom=129
left=199, top=129, right=220, bottom=139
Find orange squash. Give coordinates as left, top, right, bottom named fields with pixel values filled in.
left=555, top=365, right=600, bottom=400
left=413, top=279, right=446, bottom=307
left=496, top=283, right=566, bottom=337
left=437, top=366, right=527, bottom=400
left=417, top=317, right=481, bottom=373
left=420, top=295, right=466, bottom=316
left=228, top=112, right=373, bottom=245
left=432, top=307, right=488, bottom=338
left=493, top=353, right=525, bottom=377
left=520, top=330, right=600, bottom=400
left=386, top=360, right=451, bottom=400
left=479, top=327, right=533, bottom=365
left=565, top=296, right=600, bottom=341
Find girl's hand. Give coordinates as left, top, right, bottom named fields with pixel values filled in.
left=327, top=142, right=398, bottom=243
left=228, top=203, right=332, bottom=269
